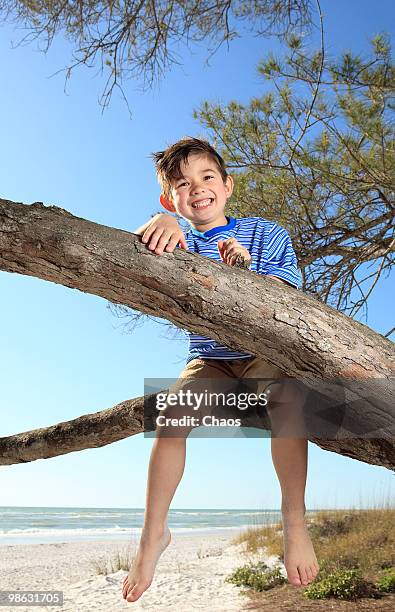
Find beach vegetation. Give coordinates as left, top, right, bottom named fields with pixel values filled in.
left=226, top=561, right=286, bottom=591
left=91, top=545, right=136, bottom=575
left=376, top=568, right=395, bottom=593
left=231, top=502, right=395, bottom=602
left=303, top=566, right=369, bottom=600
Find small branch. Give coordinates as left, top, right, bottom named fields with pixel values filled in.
left=288, top=0, right=325, bottom=164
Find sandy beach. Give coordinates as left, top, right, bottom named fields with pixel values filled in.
left=0, top=531, right=282, bottom=611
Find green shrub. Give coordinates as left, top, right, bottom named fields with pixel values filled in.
left=226, top=562, right=286, bottom=592
left=303, top=567, right=367, bottom=600
left=376, top=568, right=395, bottom=592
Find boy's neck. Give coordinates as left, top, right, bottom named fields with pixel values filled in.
left=189, top=213, right=228, bottom=233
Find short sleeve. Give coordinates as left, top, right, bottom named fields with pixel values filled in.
left=260, top=225, right=300, bottom=288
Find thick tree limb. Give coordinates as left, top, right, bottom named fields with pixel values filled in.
left=0, top=198, right=394, bottom=467
left=0, top=396, right=148, bottom=466
left=0, top=391, right=394, bottom=470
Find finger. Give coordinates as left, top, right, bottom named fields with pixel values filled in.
left=224, top=252, right=234, bottom=265
left=217, top=243, right=227, bottom=260
left=218, top=248, right=227, bottom=262
left=165, top=234, right=182, bottom=252
left=141, top=224, right=158, bottom=244
left=155, top=230, right=174, bottom=254
left=145, top=227, right=165, bottom=251
left=223, top=246, right=243, bottom=261
left=225, top=246, right=241, bottom=257
left=221, top=239, right=234, bottom=249
left=223, top=249, right=235, bottom=263
left=179, top=235, right=188, bottom=250
left=230, top=245, right=250, bottom=257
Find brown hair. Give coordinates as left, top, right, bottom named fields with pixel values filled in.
left=152, top=137, right=228, bottom=198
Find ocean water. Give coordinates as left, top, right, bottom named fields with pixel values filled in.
left=0, top=506, right=290, bottom=545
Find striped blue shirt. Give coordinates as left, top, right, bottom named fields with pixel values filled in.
left=183, top=216, right=300, bottom=363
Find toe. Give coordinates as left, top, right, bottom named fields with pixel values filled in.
left=287, top=567, right=302, bottom=586
left=126, top=579, right=152, bottom=603
left=123, top=579, right=133, bottom=599
left=126, top=583, right=144, bottom=603
left=298, top=566, right=309, bottom=586
left=310, top=564, right=318, bottom=579
left=291, top=575, right=302, bottom=586
left=306, top=566, right=314, bottom=583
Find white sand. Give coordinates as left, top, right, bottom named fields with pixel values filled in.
left=0, top=531, right=284, bottom=611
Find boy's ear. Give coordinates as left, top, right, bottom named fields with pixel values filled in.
left=225, top=174, right=234, bottom=198
left=160, top=194, right=176, bottom=212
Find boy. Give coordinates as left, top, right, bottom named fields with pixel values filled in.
left=122, top=137, right=319, bottom=603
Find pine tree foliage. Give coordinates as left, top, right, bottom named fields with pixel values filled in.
left=1, top=1, right=393, bottom=322
left=195, top=32, right=394, bottom=317
left=0, top=0, right=312, bottom=106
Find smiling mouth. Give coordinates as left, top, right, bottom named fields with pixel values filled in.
left=191, top=198, right=213, bottom=210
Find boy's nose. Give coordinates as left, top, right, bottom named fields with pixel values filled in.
left=191, top=184, right=207, bottom=194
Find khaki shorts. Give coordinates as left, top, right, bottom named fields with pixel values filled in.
left=156, top=356, right=302, bottom=437
left=176, top=356, right=283, bottom=389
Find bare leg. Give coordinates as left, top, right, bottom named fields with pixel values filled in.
left=122, top=435, right=187, bottom=603
left=268, top=382, right=319, bottom=587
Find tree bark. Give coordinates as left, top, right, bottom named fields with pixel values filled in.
left=0, top=391, right=394, bottom=469
left=0, top=198, right=394, bottom=468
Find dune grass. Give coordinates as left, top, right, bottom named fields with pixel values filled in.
left=90, top=544, right=136, bottom=575
left=231, top=496, right=394, bottom=600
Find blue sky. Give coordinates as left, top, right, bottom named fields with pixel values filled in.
left=0, top=1, right=393, bottom=510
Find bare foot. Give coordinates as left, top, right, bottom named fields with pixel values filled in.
left=282, top=511, right=320, bottom=587
left=122, top=525, right=171, bottom=603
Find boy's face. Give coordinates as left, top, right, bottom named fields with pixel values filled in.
left=167, top=153, right=234, bottom=232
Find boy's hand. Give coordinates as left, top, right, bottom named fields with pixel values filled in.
left=141, top=214, right=188, bottom=255
left=217, top=238, right=252, bottom=268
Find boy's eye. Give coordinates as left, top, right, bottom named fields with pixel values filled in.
left=176, top=175, right=214, bottom=188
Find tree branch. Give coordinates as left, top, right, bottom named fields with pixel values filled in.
left=0, top=197, right=394, bottom=467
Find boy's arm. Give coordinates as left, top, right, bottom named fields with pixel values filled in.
left=133, top=213, right=188, bottom=255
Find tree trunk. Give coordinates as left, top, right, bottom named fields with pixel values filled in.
left=0, top=198, right=394, bottom=468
